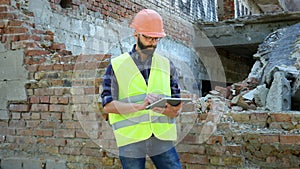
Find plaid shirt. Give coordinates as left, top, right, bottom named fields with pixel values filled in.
left=100, top=45, right=181, bottom=107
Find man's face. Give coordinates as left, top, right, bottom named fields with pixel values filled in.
left=137, top=34, right=160, bottom=56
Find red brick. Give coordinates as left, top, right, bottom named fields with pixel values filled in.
left=4, top=27, right=28, bottom=34
left=95, top=54, right=111, bottom=61
left=62, top=121, right=82, bottom=129
left=9, top=104, right=30, bottom=112
left=53, top=64, right=64, bottom=70
left=31, top=113, right=40, bottom=119
left=63, top=64, right=75, bottom=71
left=59, top=146, right=81, bottom=155
left=226, top=145, right=242, bottom=155
left=38, top=65, right=53, bottom=71
left=39, top=121, right=57, bottom=129
left=280, top=135, right=300, bottom=144
left=9, top=120, right=26, bottom=128
left=260, top=134, right=279, bottom=143
left=31, top=104, right=49, bottom=111
left=0, top=121, right=8, bottom=127
left=181, top=134, right=197, bottom=144
left=55, top=129, right=75, bottom=138
left=40, top=96, right=50, bottom=103
left=24, top=57, right=46, bottom=65
left=34, top=88, right=55, bottom=96
left=206, top=145, right=226, bottom=155
left=45, top=138, right=67, bottom=146
left=0, top=13, right=15, bottom=20
left=84, top=87, right=97, bottom=94
left=21, top=113, right=30, bottom=119
left=48, top=113, right=62, bottom=120
left=177, top=144, right=206, bottom=154
left=25, top=49, right=51, bottom=56
left=50, top=96, right=69, bottom=104
left=271, top=113, right=292, bottom=122
left=45, top=30, right=54, bottom=35
left=50, top=43, right=66, bottom=50
left=49, top=104, right=67, bottom=112
left=17, top=129, right=33, bottom=136
left=18, top=34, right=31, bottom=41
left=81, top=147, right=101, bottom=157
left=30, top=35, right=42, bottom=41
left=180, top=153, right=209, bottom=164
left=29, top=96, right=39, bottom=103
left=26, top=121, right=40, bottom=128
left=8, top=20, right=23, bottom=26
left=75, top=130, right=89, bottom=138
left=250, top=112, right=268, bottom=121
left=34, top=129, right=53, bottom=136
left=0, top=128, right=15, bottom=135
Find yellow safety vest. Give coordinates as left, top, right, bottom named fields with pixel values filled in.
left=110, top=52, right=177, bottom=147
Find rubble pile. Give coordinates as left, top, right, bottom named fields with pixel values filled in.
left=199, top=22, right=300, bottom=112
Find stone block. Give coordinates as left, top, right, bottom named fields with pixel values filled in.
left=1, top=158, right=41, bottom=169
left=0, top=110, right=9, bottom=120
left=292, top=73, right=300, bottom=110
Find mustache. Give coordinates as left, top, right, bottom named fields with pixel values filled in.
left=144, top=45, right=156, bottom=49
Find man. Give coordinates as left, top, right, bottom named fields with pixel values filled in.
left=101, top=9, right=182, bottom=169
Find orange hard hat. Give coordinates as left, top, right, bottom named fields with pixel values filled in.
left=130, top=9, right=166, bottom=38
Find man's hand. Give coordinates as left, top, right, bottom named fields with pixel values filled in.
left=152, top=102, right=183, bottom=118
left=144, top=94, right=162, bottom=104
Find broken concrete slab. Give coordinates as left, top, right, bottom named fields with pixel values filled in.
left=266, top=71, right=291, bottom=111
left=0, top=46, right=28, bottom=120
left=253, top=84, right=269, bottom=107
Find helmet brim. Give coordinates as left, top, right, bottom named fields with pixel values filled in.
left=138, top=31, right=166, bottom=38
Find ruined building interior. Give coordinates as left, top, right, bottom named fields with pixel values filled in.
left=0, top=0, right=300, bottom=168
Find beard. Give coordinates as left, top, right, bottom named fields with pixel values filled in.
left=137, top=37, right=156, bottom=56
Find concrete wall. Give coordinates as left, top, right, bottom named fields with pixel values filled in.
left=285, top=0, right=300, bottom=11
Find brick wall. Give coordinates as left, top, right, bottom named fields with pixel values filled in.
left=18, top=0, right=217, bottom=56
left=0, top=0, right=300, bottom=169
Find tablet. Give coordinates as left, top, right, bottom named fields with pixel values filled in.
left=146, top=97, right=192, bottom=109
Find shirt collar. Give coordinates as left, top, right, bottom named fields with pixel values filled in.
left=129, top=44, right=152, bottom=63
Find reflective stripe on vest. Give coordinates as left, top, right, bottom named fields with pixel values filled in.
left=110, top=52, right=176, bottom=147
left=111, top=114, right=176, bottom=130
left=118, top=94, right=146, bottom=103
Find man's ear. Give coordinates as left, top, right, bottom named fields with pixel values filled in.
left=134, top=31, right=138, bottom=38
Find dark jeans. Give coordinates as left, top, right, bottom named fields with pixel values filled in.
left=119, top=137, right=182, bottom=169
